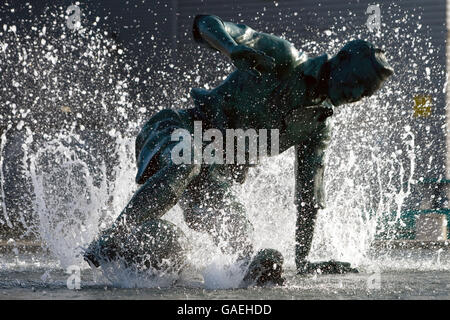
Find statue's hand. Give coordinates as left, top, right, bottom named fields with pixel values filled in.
left=297, top=260, right=358, bottom=275
left=230, top=45, right=275, bottom=77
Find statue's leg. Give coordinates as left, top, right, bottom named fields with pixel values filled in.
left=84, top=143, right=201, bottom=267
left=179, top=165, right=254, bottom=262
left=180, top=165, right=286, bottom=287
left=117, top=165, right=201, bottom=226
left=116, top=218, right=189, bottom=273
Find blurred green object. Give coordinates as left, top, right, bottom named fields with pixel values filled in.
left=376, top=179, right=450, bottom=240
left=376, top=209, right=450, bottom=240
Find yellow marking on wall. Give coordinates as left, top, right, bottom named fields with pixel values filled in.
left=413, top=95, right=432, bottom=117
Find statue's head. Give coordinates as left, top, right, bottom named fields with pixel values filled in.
left=327, top=40, right=394, bottom=106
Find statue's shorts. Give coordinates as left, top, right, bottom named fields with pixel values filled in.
left=134, top=108, right=195, bottom=184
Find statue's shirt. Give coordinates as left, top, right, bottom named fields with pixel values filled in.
left=191, top=51, right=333, bottom=154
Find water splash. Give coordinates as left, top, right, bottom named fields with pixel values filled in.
left=0, top=3, right=447, bottom=289
left=27, top=130, right=106, bottom=267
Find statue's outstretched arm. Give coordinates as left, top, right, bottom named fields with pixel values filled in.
left=193, top=14, right=275, bottom=76
left=294, top=135, right=358, bottom=275
left=193, top=15, right=242, bottom=57
left=294, top=139, right=327, bottom=269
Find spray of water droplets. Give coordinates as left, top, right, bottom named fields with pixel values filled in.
left=0, top=3, right=448, bottom=288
